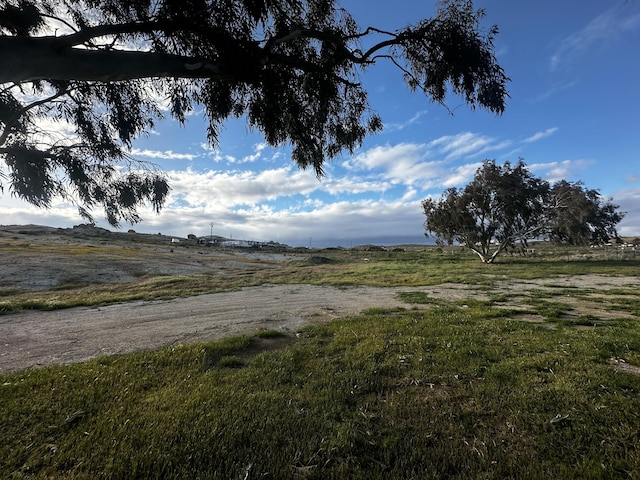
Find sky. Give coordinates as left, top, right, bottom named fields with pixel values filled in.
left=1, top=0, right=640, bottom=247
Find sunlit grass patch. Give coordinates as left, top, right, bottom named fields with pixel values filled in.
left=0, top=274, right=242, bottom=314
left=201, top=334, right=253, bottom=365
left=397, top=291, right=448, bottom=306
left=592, top=293, right=640, bottom=317
left=216, top=355, right=245, bottom=368
left=527, top=298, right=573, bottom=322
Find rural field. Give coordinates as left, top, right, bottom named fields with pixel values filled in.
left=1, top=225, right=640, bottom=479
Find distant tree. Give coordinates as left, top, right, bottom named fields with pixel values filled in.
left=0, top=0, right=508, bottom=226
left=423, top=161, right=626, bottom=262
left=422, top=159, right=549, bottom=263
left=547, top=180, right=625, bottom=246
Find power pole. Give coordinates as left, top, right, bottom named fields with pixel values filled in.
left=210, top=222, right=214, bottom=243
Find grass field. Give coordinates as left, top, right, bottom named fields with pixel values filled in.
left=1, top=246, right=640, bottom=478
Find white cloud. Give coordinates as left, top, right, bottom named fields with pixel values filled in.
left=31, top=117, right=78, bottom=148
left=524, top=128, right=559, bottom=143
left=400, top=188, right=418, bottom=202
left=550, top=6, right=640, bottom=71
left=124, top=195, right=428, bottom=247
left=239, top=142, right=268, bottom=163
left=343, top=133, right=510, bottom=188
left=164, top=166, right=320, bottom=208
left=612, top=188, right=640, bottom=237
left=428, top=132, right=509, bottom=161
left=534, top=81, right=578, bottom=102
left=384, top=110, right=429, bottom=132
left=239, top=198, right=427, bottom=246
left=345, top=143, right=425, bottom=171
left=204, top=142, right=270, bottom=164
left=345, top=143, right=451, bottom=189
left=130, top=148, right=197, bottom=160
left=345, top=143, right=437, bottom=184
left=529, top=159, right=593, bottom=183
left=0, top=192, right=87, bottom=228
left=441, top=162, right=483, bottom=188
left=430, top=132, right=487, bottom=160
left=0, top=163, right=430, bottom=246
left=323, top=177, right=390, bottom=195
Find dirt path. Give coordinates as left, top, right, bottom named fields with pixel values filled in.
left=3, top=274, right=640, bottom=374
left=1, top=284, right=425, bottom=373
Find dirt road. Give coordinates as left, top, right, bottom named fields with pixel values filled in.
left=0, top=284, right=417, bottom=373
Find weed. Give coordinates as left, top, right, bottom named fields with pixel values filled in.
left=255, top=329, right=287, bottom=339
left=397, top=291, right=447, bottom=306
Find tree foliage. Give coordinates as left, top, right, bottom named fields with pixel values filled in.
left=422, top=160, right=625, bottom=263
left=423, top=159, right=549, bottom=263
left=547, top=180, right=625, bottom=246
left=0, top=0, right=508, bottom=226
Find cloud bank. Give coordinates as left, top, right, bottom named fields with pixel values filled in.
left=4, top=123, right=633, bottom=247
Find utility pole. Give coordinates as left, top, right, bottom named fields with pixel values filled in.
left=210, top=222, right=213, bottom=243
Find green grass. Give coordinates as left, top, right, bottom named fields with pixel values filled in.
left=3, top=246, right=640, bottom=477
left=2, top=305, right=640, bottom=479
left=3, top=249, right=640, bottom=314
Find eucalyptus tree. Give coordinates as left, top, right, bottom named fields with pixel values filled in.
left=547, top=180, right=625, bottom=246
left=423, top=160, right=626, bottom=263
left=422, top=159, right=549, bottom=263
left=0, top=0, right=508, bottom=226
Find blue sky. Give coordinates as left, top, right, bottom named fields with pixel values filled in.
left=2, top=0, right=640, bottom=247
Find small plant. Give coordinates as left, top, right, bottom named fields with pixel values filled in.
left=255, top=329, right=286, bottom=339
left=202, top=336, right=253, bottom=370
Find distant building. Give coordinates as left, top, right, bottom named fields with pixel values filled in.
left=221, top=240, right=258, bottom=248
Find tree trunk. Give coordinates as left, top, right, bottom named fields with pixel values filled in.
left=469, top=247, right=491, bottom=263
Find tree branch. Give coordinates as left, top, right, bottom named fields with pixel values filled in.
left=0, top=87, right=70, bottom=147
left=51, top=21, right=153, bottom=48
left=0, top=37, right=230, bottom=83
left=264, top=28, right=363, bottom=63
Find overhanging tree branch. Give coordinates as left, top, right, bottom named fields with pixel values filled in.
left=0, top=37, right=230, bottom=83
left=0, top=86, right=70, bottom=146
left=1, top=0, right=509, bottom=227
